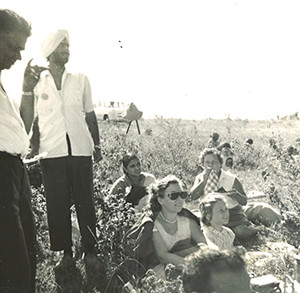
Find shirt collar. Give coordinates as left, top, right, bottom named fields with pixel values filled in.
left=44, top=68, right=69, bottom=87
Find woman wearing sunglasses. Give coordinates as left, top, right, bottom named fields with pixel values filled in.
left=109, top=153, right=155, bottom=212
left=149, top=175, right=207, bottom=279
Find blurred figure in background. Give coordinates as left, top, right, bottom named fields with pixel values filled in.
left=207, top=132, right=220, bottom=148
left=217, top=141, right=234, bottom=171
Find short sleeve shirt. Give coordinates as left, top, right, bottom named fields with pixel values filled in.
left=34, top=70, right=94, bottom=158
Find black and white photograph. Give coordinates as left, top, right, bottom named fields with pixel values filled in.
left=0, top=1, right=299, bottom=292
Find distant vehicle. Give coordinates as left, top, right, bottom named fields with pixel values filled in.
left=94, top=100, right=128, bottom=121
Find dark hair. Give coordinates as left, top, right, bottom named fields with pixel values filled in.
left=199, top=148, right=223, bottom=166
left=122, top=153, right=140, bottom=169
left=148, top=175, right=183, bottom=216
left=0, top=9, right=31, bottom=37
left=244, top=138, right=253, bottom=145
left=211, top=132, right=219, bottom=139
left=182, top=247, right=246, bottom=293
left=199, top=194, right=226, bottom=226
left=217, top=142, right=232, bottom=152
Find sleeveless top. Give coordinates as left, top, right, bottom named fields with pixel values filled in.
left=153, top=216, right=191, bottom=251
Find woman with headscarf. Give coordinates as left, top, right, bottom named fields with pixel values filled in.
left=109, top=153, right=155, bottom=212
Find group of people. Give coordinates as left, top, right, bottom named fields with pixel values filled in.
left=109, top=150, right=281, bottom=290
left=1, top=9, right=102, bottom=293
left=0, top=8, right=281, bottom=293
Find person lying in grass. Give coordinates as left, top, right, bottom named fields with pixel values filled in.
left=149, top=175, right=207, bottom=279
left=199, top=193, right=235, bottom=250
left=190, top=148, right=260, bottom=241
left=109, top=153, right=155, bottom=212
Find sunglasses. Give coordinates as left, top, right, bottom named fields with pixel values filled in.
left=166, top=191, right=188, bottom=200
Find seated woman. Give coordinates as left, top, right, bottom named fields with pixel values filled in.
left=199, top=193, right=235, bottom=250
left=190, top=148, right=260, bottom=241
left=150, top=175, right=207, bottom=279
left=109, top=153, right=155, bottom=212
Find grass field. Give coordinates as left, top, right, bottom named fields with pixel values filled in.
left=29, top=117, right=300, bottom=292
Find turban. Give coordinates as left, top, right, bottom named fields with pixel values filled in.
left=41, top=29, right=70, bottom=58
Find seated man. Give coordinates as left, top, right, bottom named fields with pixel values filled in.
left=182, top=247, right=253, bottom=293
left=217, top=141, right=234, bottom=171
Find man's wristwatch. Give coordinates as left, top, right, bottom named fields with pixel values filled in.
left=94, top=145, right=101, bottom=150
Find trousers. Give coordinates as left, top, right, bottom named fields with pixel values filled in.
left=0, top=153, right=36, bottom=293
left=40, top=155, right=97, bottom=253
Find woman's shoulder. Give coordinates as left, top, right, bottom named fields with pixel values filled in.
left=109, top=175, right=129, bottom=195
left=178, top=215, right=191, bottom=226
left=178, top=208, right=201, bottom=225
left=223, top=225, right=235, bottom=236
left=141, top=172, right=156, bottom=186
left=141, top=172, right=156, bottom=179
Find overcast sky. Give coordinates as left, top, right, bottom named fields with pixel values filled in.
left=1, top=0, right=300, bottom=119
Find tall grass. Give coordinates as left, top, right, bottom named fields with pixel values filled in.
left=29, top=118, right=300, bottom=292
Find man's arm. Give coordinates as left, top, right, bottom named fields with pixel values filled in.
left=85, top=111, right=102, bottom=163
left=20, top=93, right=34, bottom=134
left=20, top=59, right=48, bottom=133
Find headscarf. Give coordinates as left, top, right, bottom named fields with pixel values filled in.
left=41, top=29, right=70, bottom=58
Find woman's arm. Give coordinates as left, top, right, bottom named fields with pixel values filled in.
left=152, top=231, right=186, bottom=269
left=109, top=177, right=127, bottom=196
left=190, top=219, right=207, bottom=245
left=190, top=169, right=211, bottom=200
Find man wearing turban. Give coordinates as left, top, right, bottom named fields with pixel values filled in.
left=22, top=29, right=102, bottom=272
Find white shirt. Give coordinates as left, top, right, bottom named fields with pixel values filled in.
left=0, top=76, right=29, bottom=158
left=217, top=169, right=239, bottom=208
left=195, top=169, right=239, bottom=208
left=34, top=70, right=94, bottom=158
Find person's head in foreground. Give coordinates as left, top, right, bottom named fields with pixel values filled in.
left=121, top=153, right=142, bottom=179
left=149, top=175, right=187, bottom=217
left=41, top=29, right=70, bottom=65
left=199, top=194, right=229, bottom=229
left=199, top=148, right=223, bottom=175
left=0, top=9, right=31, bottom=71
left=182, top=247, right=253, bottom=293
